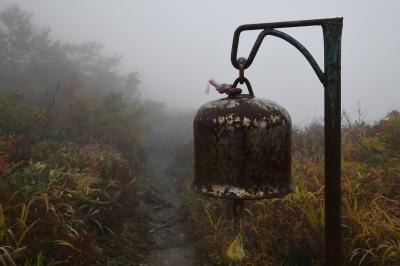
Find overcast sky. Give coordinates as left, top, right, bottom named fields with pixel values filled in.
left=1, top=0, right=399, bottom=124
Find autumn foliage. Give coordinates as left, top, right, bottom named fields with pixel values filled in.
left=0, top=5, right=147, bottom=265
left=183, top=112, right=400, bottom=265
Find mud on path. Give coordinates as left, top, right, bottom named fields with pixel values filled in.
left=143, top=152, right=197, bottom=266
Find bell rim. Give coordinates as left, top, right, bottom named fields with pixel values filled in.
left=191, top=183, right=295, bottom=200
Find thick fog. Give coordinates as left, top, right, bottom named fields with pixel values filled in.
left=2, top=0, right=399, bottom=124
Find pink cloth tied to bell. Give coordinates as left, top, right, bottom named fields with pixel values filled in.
left=208, top=79, right=232, bottom=94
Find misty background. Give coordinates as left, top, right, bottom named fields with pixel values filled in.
left=1, top=0, right=399, bottom=124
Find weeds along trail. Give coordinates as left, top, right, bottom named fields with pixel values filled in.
left=181, top=112, right=400, bottom=265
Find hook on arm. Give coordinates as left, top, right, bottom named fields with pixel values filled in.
left=230, top=18, right=340, bottom=86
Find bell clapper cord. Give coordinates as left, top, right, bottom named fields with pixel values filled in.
left=230, top=18, right=343, bottom=265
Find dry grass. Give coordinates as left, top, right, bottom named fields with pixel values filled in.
left=183, top=111, right=400, bottom=265
left=0, top=142, right=148, bottom=265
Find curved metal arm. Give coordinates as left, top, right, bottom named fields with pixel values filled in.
left=231, top=29, right=325, bottom=85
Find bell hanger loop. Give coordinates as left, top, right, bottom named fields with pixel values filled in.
left=231, top=77, right=254, bottom=97
left=231, top=57, right=254, bottom=97
left=238, top=57, right=246, bottom=84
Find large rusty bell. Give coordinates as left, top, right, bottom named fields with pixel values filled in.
left=193, top=80, right=293, bottom=200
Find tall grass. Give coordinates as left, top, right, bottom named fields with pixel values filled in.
left=0, top=141, right=148, bottom=265
left=183, top=111, right=400, bottom=265
left=0, top=89, right=148, bottom=265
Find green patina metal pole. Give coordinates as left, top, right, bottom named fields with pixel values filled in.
left=322, top=18, right=343, bottom=266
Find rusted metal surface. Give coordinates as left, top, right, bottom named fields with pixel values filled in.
left=193, top=94, right=293, bottom=200
left=194, top=17, right=342, bottom=265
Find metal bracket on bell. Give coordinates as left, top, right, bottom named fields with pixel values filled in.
left=232, top=76, right=254, bottom=97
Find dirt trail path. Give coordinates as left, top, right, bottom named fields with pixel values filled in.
left=144, top=153, right=196, bottom=266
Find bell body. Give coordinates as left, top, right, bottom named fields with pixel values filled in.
left=193, top=94, right=293, bottom=200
